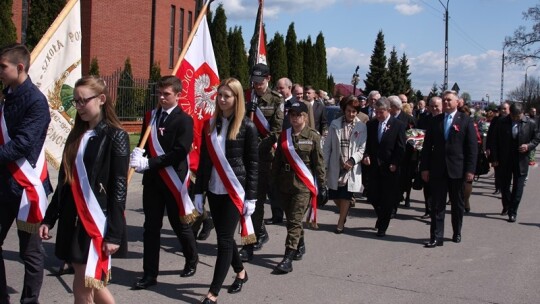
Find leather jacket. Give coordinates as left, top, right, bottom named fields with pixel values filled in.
left=43, top=121, right=129, bottom=247
left=195, top=116, right=259, bottom=200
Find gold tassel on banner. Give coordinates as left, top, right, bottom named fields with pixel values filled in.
left=16, top=220, right=40, bottom=234
left=241, top=233, right=257, bottom=245
left=84, top=269, right=111, bottom=290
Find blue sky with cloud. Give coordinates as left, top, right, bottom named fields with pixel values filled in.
left=218, top=0, right=538, bottom=102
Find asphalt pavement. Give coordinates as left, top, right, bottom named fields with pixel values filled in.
left=2, top=160, right=540, bottom=304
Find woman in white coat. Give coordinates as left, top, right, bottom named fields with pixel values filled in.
left=323, top=95, right=367, bottom=233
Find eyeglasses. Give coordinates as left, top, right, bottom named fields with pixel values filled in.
left=71, top=95, right=100, bottom=108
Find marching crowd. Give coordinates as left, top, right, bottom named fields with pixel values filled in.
left=1, top=43, right=539, bottom=304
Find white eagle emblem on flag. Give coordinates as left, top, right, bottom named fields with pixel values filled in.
left=193, top=74, right=217, bottom=120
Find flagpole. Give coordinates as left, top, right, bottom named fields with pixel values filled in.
left=30, top=0, right=80, bottom=64
left=128, top=0, right=214, bottom=183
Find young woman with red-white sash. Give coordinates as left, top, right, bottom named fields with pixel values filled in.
left=40, top=76, right=129, bottom=303
left=270, top=102, right=327, bottom=275
left=194, top=78, right=259, bottom=304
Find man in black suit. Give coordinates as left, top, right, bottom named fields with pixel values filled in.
left=420, top=90, right=477, bottom=247
left=389, top=96, right=416, bottom=211
left=304, top=85, right=328, bottom=135
left=130, top=76, right=199, bottom=289
left=362, top=98, right=406, bottom=237
left=486, top=102, right=509, bottom=199
left=360, top=90, right=381, bottom=119
left=491, top=102, right=540, bottom=222
left=414, top=99, right=429, bottom=121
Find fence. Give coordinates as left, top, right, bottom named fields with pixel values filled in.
left=102, top=69, right=158, bottom=122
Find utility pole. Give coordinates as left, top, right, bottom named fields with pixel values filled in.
left=439, top=0, right=449, bottom=91
left=500, top=44, right=506, bottom=103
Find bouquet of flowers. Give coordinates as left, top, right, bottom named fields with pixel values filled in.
left=406, top=128, right=425, bottom=151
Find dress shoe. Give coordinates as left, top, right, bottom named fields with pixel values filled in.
left=334, top=227, right=344, bottom=234
left=464, top=208, right=470, bottom=214
left=493, top=189, right=500, bottom=195
left=421, top=213, right=430, bottom=219
left=253, top=227, right=269, bottom=251
left=501, top=208, right=508, bottom=216
left=227, top=271, right=248, bottom=294
left=180, top=264, right=197, bottom=277
left=200, top=297, right=217, bottom=304
left=264, top=218, right=283, bottom=225
left=239, top=245, right=253, bottom=262
left=508, top=215, right=516, bottom=223
left=197, top=218, right=214, bottom=240
left=133, top=276, right=157, bottom=290
left=452, top=234, right=461, bottom=243
left=424, top=239, right=443, bottom=248
left=376, top=229, right=386, bottom=237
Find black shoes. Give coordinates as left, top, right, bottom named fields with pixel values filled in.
left=253, top=226, right=269, bottom=251
left=452, top=234, right=461, bottom=243
left=376, top=229, right=386, bottom=237
left=133, top=276, right=157, bottom=290
left=501, top=208, right=508, bottom=216
left=227, top=271, right=248, bottom=294
left=264, top=217, right=283, bottom=225
left=200, top=297, right=217, bottom=304
left=293, top=243, right=305, bottom=261
left=197, top=218, right=214, bottom=241
left=493, top=189, right=500, bottom=195
left=239, top=245, right=254, bottom=262
left=421, top=213, right=430, bottom=219
left=274, top=249, right=295, bottom=274
left=180, top=263, right=197, bottom=277
left=334, top=227, right=344, bottom=234
left=424, top=239, right=443, bottom=248
left=508, top=215, right=516, bottom=222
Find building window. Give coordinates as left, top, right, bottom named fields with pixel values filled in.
left=188, top=11, right=193, bottom=37
left=178, top=8, right=184, bottom=54
left=169, top=5, right=176, bottom=69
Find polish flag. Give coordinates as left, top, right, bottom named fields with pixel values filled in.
left=175, top=16, right=219, bottom=173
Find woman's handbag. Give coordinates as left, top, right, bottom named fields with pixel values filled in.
left=475, top=146, right=490, bottom=176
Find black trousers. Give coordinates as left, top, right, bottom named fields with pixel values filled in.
left=429, top=177, right=465, bottom=241
left=0, top=199, right=44, bottom=304
left=142, top=180, right=198, bottom=278
left=252, top=160, right=271, bottom=237
left=207, top=192, right=244, bottom=296
left=499, top=164, right=527, bottom=217
left=368, top=165, right=399, bottom=232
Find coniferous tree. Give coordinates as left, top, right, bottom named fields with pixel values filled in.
left=400, top=53, right=413, bottom=98
left=210, top=4, right=230, bottom=79
left=146, top=61, right=161, bottom=110
left=89, top=57, right=100, bottom=76
left=228, top=26, right=249, bottom=88
left=327, top=74, right=335, bottom=97
left=267, top=32, right=287, bottom=86
left=27, top=0, right=65, bottom=50
left=0, top=0, right=17, bottom=48
left=285, top=23, right=301, bottom=84
left=364, top=31, right=391, bottom=96
left=116, top=58, right=135, bottom=119
left=314, top=32, right=328, bottom=91
left=415, top=90, right=424, bottom=103
left=428, top=82, right=439, bottom=98
left=297, top=39, right=305, bottom=86
left=387, top=47, right=401, bottom=95
left=302, top=36, right=315, bottom=87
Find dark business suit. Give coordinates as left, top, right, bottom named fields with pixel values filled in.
left=491, top=115, right=540, bottom=217
left=395, top=111, right=416, bottom=209
left=420, top=111, right=477, bottom=242
left=364, top=116, right=406, bottom=232
left=311, top=99, right=328, bottom=135
left=138, top=106, right=198, bottom=279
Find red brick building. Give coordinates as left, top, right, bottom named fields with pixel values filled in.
left=11, top=0, right=202, bottom=79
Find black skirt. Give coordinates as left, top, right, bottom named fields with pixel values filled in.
left=328, top=185, right=353, bottom=200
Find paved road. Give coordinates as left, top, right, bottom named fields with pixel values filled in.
left=3, top=162, right=540, bottom=304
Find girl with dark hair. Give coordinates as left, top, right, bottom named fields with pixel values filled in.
left=39, top=76, right=129, bottom=303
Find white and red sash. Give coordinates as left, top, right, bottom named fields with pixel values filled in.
left=0, top=106, right=48, bottom=233
left=204, top=119, right=256, bottom=244
left=146, top=110, right=198, bottom=224
left=253, top=107, right=271, bottom=138
left=70, top=131, right=110, bottom=289
left=280, top=128, right=319, bottom=227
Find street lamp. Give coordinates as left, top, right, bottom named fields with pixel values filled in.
left=486, top=94, right=490, bottom=103
left=525, top=64, right=536, bottom=103
left=351, top=65, right=360, bottom=96
left=500, top=44, right=507, bottom=102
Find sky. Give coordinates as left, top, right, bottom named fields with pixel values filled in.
left=217, top=0, right=539, bottom=102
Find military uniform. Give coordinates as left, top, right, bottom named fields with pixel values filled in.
left=251, top=88, right=284, bottom=236
left=272, top=125, right=326, bottom=254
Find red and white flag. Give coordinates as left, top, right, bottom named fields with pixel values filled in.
left=256, top=0, right=267, bottom=64
left=175, top=15, right=219, bottom=174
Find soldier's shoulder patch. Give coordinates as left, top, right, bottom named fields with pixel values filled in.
left=279, top=102, right=284, bottom=113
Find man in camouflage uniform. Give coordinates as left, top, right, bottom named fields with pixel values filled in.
left=239, top=63, right=284, bottom=261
